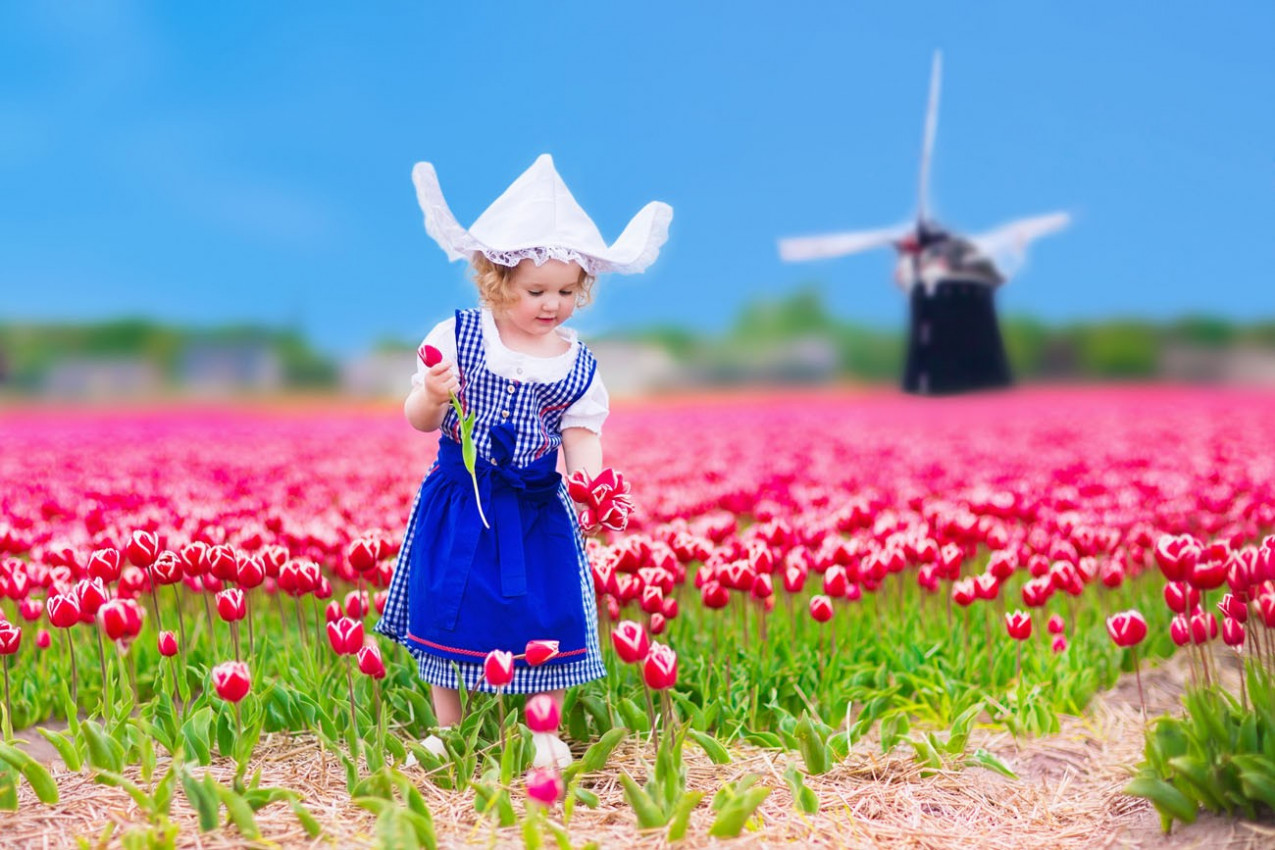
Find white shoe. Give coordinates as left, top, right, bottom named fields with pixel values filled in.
left=405, top=729, right=450, bottom=767
left=532, top=733, right=573, bottom=770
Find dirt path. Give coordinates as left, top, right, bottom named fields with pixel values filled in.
left=8, top=656, right=1274, bottom=849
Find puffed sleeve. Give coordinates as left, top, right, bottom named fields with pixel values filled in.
left=410, top=317, right=458, bottom=391
left=560, top=373, right=610, bottom=435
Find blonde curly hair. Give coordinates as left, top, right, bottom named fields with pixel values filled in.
left=470, top=255, right=596, bottom=312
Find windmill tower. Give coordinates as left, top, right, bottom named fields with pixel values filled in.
left=778, top=51, right=1070, bottom=395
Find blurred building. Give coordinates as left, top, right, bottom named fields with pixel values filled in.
left=341, top=350, right=413, bottom=398
left=589, top=340, right=681, bottom=397
left=42, top=357, right=163, bottom=399
left=179, top=341, right=283, bottom=396
left=1160, top=344, right=1275, bottom=385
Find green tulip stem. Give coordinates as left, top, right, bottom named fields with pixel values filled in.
left=2, top=656, right=12, bottom=742
left=170, top=585, right=189, bottom=670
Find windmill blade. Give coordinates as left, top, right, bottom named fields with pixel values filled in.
left=916, top=50, right=942, bottom=224
left=778, top=224, right=911, bottom=263
left=970, top=211, right=1071, bottom=279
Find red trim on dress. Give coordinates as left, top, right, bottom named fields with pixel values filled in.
left=409, top=633, right=587, bottom=659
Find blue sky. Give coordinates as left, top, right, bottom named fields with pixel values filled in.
left=2, top=2, right=1272, bottom=355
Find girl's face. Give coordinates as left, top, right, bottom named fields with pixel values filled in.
left=500, top=259, right=582, bottom=341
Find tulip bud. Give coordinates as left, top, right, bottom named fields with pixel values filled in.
left=0, top=622, right=20, bottom=655
left=151, top=551, right=184, bottom=586
left=46, top=592, right=81, bottom=629
left=325, top=601, right=342, bottom=622
left=236, top=555, right=266, bottom=589
left=35, top=629, right=51, bottom=649
left=19, top=598, right=42, bottom=622
left=87, top=548, right=123, bottom=583
left=1004, top=610, right=1032, bottom=640
left=649, top=612, right=667, bottom=635
left=326, top=617, right=364, bottom=656
left=216, top=588, right=247, bottom=623
left=809, top=595, right=834, bottom=623
left=126, top=530, right=160, bottom=569
left=524, top=639, right=560, bottom=666
left=419, top=343, right=443, bottom=367
left=1047, top=614, right=1065, bottom=635
left=357, top=643, right=387, bottom=679
left=525, top=767, right=564, bottom=806
left=1051, top=635, right=1068, bottom=653
left=211, top=660, right=251, bottom=703
left=611, top=620, right=650, bottom=664
left=1222, top=616, right=1245, bottom=648
left=642, top=642, right=678, bottom=690
left=158, top=630, right=179, bottom=657
left=347, top=538, right=379, bottom=574
left=1106, top=610, right=1148, bottom=647
left=484, top=649, right=514, bottom=688
left=525, top=694, right=560, bottom=733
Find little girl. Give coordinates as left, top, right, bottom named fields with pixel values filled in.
left=375, top=154, right=672, bottom=767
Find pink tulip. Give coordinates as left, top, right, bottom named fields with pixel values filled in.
left=483, top=649, right=514, bottom=688
left=525, top=767, right=563, bottom=806
left=126, top=530, right=160, bottom=569
left=809, top=595, right=834, bottom=623
left=46, top=593, right=81, bottom=629
left=211, top=660, right=251, bottom=702
left=611, top=620, right=650, bottom=664
left=1047, top=614, right=1065, bottom=635
left=216, top=588, right=247, bottom=622
left=525, top=694, right=560, bottom=733
left=643, top=642, right=678, bottom=690
left=357, top=643, right=386, bottom=679
left=0, top=622, right=20, bottom=655
left=157, top=630, right=179, bottom=657
left=524, top=640, right=559, bottom=666
left=1106, top=610, right=1148, bottom=647
left=326, top=617, right=364, bottom=655
left=1004, top=610, right=1032, bottom=640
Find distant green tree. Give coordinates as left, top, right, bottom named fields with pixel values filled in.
left=1072, top=321, right=1161, bottom=378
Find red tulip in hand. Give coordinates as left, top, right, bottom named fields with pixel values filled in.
left=419, top=343, right=487, bottom=528
left=211, top=660, right=251, bottom=703
left=524, top=639, right=560, bottom=666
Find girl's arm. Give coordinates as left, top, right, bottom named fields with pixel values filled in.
left=404, top=361, right=458, bottom=432
left=560, top=427, right=602, bottom=479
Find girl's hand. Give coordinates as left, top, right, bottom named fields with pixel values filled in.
left=423, top=360, right=459, bottom=407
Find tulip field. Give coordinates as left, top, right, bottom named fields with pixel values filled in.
left=2, top=386, right=1275, bottom=848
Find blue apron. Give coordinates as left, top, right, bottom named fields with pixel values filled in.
left=404, top=424, right=588, bottom=667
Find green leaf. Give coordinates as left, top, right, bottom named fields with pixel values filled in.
left=581, top=695, right=613, bottom=734
left=180, top=769, right=220, bottom=833
left=783, top=766, right=819, bottom=814
left=212, top=781, right=261, bottom=839
left=0, top=762, right=18, bottom=811
left=617, top=697, right=650, bottom=733
left=290, top=799, right=323, bottom=839
left=37, top=728, right=82, bottom=773
left=579, top=728, right=628, bottom=773
left=81, top=720, right=125, bottom=773
left=571, top=786, right=600, bottom=809
left=0, top=742, right=59, bottom=805
left=1126, top=777, right=1198, bottom=827
left=619, top=772, right=669, bottom=828
left=687, top=730, right=731, bottom=765
left=708, top=786, right=770, bottom=837
left=93, top=770, right=155, bottom=815
left=154, top=766, right=177, bottom=817
left=667, top=789, right=705, bottom=842
left=181, top=707, right=214, bottom=767
left=794, top=713, right=831, bottom=776
left=945, top=702, right=983, bottom=754
left=969, top=748, right=1017, bottom=779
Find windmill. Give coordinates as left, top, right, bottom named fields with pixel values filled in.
left=777, top=51, right=1070, bottom=395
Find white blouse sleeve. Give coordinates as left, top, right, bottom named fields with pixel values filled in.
left=410, top=318, right=458, bottom=391
left=560, top=372, right=610, bottom=435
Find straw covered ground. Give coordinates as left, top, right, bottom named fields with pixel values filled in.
left=10, top=655, right=1275, bottom=850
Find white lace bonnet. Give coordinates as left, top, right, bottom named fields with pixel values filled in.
left=411, top=154, right=673, bottom=276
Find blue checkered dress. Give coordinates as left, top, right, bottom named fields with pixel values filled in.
left=375, top=309, right=606, bottom=694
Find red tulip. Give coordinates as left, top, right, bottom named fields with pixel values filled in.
left=46, top=592, right=81, bottom=629
left=783, top=564, right=807, bottom=593
left=325, top=601, right=342, bottom=622
left=1190, top=558, right=1228, bottom=591
left=326, top=617, right=364, bottom=655
left=951, top=578, right=976, bottom=607
left=18, top=599, right=42, bottom=622
left=1170, top=614, right=1190, bottom=647
left=642, top=642, right=678, bottom=690
left=99, top=599, right=144, bottom=642
left=822, top=565, right=848, bottom=598
left=211, top=660, right=251, bottom=702
left=1217, top=593, right=1247, bottom=623
left=344, top=590, right=369, bottom=619
left=0, top=622, right=20, bottom=655
left=1106, top=610, right=1147, bottom=647
left=1051, top=636, right=1068, bottom=653
left=524, top=639, right=560, bottom=666
left=357, top=643, right=386, bottom=679
left=700, top=580, right=729, bottom=609
left=87, top=548, right=122, bottom=583
left=640, top=585, right=664, bottom=615
left=611, top=620, right=650, bottom=664
left=1004, top=610, right=1032, bottom=640
left=525, top=767, right=564, bottom=806
left=151, top=551, right=183, bottom=585
left=1257, top=593, right=1275, bottom=628
left=74, top=578, right=109, bottom=620
left=525, top=693, right=560, bottom=732
left=347, top=538, right=380, bottom=573
left=419, top=343, right=443, bottom=367
left=126, top=530, right=160, bottom=569
left=35, top=629, right=50, bottom=650
left=1222, top=616, right=1245, bottom=648
left=1047, top=614, right=1065, bottom=635
left=178, top=542, right=209, bottom=577
left=207, top=545, right=238, bottom=582
left=1188, top=610, right=1216, bottom=644
left=216, top=588, right=246, bottom=622
left=649, top=612, right=667, bottom=635
left=236, top=555, right=266, bottom=589
left=809, top=595, right=834, bottom=623
left=483, top=649, right=514, bottom=687
left=158, top=630, right=179, bottom=657
left=1163, top=582, right=1199, bottom=614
